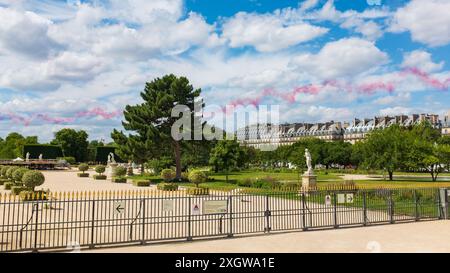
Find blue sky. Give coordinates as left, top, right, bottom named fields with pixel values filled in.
left=0, top=0, right=449, bottom=142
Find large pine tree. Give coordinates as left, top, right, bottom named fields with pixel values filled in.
left=112, top=74, right=201, bottom=178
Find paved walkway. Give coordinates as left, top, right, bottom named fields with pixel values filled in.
left=84, top=220, right=450, bottom=253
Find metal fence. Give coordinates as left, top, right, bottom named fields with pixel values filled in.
left=0, top=186, right=447, bottom=252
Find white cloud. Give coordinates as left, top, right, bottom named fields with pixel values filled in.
left=291, top=38, right=389, bottom=79
left=379, top=106, right=414, bottom=116
left=0, top=7, right=62, bottom=59
left=390, top=0, right=450, bottom=47
left=341, top=17, right=383, bottom=41
left=401, top=50, right=444, bottom=73
left=221, top=11, right=328, bottom=52
left=299, top=0, right=319, bottom=12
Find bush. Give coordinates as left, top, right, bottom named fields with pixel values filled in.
left=252, top=176, right=281, bottom=189
left=112, top=177, right=127, bottom=183
left=127, top=166, right=134, bottom=176
left=77, top=173, right=89, bottom=177
left=93, top=174, right=107, bottom=180
left=95, top=165, right=106, bottom=175
left=1, top=166, right=10, bottom=178
left=186, top=187, right=209, bottom=195
left=188, top=170, right=208, bottom=187
left=146, top=157, right=173, bottom=175
left=11, top=186, right=27, bottom=195
left=133, top=180, right=151, bottom=187
left=113, top=166, right=127, bottom=177
left=4, top=182, right=14, bottom=190
left=22, top=171, right=45, bottom=191
left=12, top=168, right=28, bottom=183
left=6, top=166, right=19, bottom=180
left=157, top=183, right=178, bottom=191
left=0, top=178, right=10, bottom=185
left=160, top=169, right=175, bottom=182
left=78, top=163, right=89, bottom=173
left=19, top=190, right=48, bottom=201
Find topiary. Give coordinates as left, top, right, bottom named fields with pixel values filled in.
left=4, top=182, right=14, bottom=190
left=6, top=166, right=19, bottom=180
left=188, top=170, right=208, bottom=188
left=160, top=169, right=175, bottom=182
left=95, top=165, right=106, bottom=175
left=156, top=183, right=178, bottom=191
left=11, top=186, right=27, bottom=195
left=113, top=166, right=127, bottom=177
left=22, top=170, right=45, bottom=191
left=12, top=168, right=28, bottom=183
left=78, top=163, right=89, bottom=173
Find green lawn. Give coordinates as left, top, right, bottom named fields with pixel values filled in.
left=208, top=170, right=342, bottom=183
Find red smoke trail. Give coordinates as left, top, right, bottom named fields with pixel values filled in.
left=0, top=107, right=122, bottom=126
left=227, top=67, right=449, bottom=108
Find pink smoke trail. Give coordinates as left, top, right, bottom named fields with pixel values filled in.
left=226, top=67, right=449, bottom=109
left=75, top=107, right=122, bottom=119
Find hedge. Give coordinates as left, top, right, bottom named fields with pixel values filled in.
left=11, top=186, right=28, bottom=195
left=23, top=144, right=63, bottom=160
left=93, top=175, right=107, bottom=180
left=133, top=180, right=151, bottom=187
left=19, top=190, right=48, bottom=201
left=95, top=146, right=124, bottom=164
left=156, top=183, right=178, bottom=191
left=112, top=177, right=127, bottom=183
left=4, top=182, right=14, bottom=190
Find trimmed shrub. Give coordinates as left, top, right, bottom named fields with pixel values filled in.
left=78, top=163, right=89, bottom=173
left=11, top=186, right=27, bottom=195
left=22, top=171, right=45, bottom=191
left=188, top=170, right=208, bottom=188
left=19, top=190, right=48, bottom=201
left=6, top=166, right=19, bottom=180
left=95, top=165, right=106, bottom=175
left=93, top=174, right=107, bottom=180
left=113, top=166, right=127, bottom=177
left=12, top=168, right=28, bottom=183
left=0, top=178, right=10, bottom=185
left=157, top=183, right=178, bottom=191
left=186, top=187, right=209, bottom=196
left=4, top=182, right=14, bottom=190
left=160, top=169, right=175, bottom=182
left=1, top=166, right=10, bottom=178
left=112, top=177, right=127, bottom=183
left=133, top=180, right=151, bottom=187
left=77, top=173, right=89, bottom=177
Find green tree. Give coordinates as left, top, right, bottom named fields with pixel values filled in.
left=362, top=125, right=407, bottom=180
left=323, top=141, right=352, bottom=168
left=51, top=129, right=88, bottom=162
left=113, top=74, right=201, bottom=179
left=209, top=139, right=241, bottom=183
left=0, top=133, right=38, bottom=159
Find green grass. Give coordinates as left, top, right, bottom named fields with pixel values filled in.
left=208, top=170, right=342, bottom=183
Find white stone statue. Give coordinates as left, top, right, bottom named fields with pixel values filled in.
left=304, top=148, right=313, bottom=175
left=110, top=152, right=116, bottom=164
left=39, top=154, right=43, bottom=160
left=26, top=152, right=30, bottom=162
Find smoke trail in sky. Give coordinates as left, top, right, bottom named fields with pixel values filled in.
left=0, top=107, right=122, bottom=126
left=227, top=67, right=449, bottom=108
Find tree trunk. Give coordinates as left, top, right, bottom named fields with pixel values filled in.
left=388, top=170, right=393, bottom=181
left=140, top=164, right=144, bottom=174
left=173, top=140, right=182, bottom=180
left=225, top=169, right=229, bottom=183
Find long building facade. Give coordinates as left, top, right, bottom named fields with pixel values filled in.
left=236, top=113, right=443, bottom=148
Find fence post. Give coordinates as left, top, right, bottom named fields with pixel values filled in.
left=438, top=188, right=448, bottom=220
left=389, top=191, right=395, bottom=224
left=301, top=192, right=308, bottom=231
left=33, top=203, right=39, bottom=253
left=264, top=194, right=271, bottom=233
left=89, top=199, right=95, bottom=249
left=414, top=190, right=419, bottom=221
left=228, top=195, right=233, bottom=238
left=187, top=196, right=192, bottom=241
left=363, top=191, right=367, bottom=226
left=141, top=198, right=146, bottom=244
left=333, top=192, right=338, bottom=228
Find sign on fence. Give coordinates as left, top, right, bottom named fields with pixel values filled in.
left=114, top=201, right=125, bottom=215
left=337, top=194, right=346, bottom=204
left=346, top=194, right=354, bottom=203
left=192, top=204, right=200, bottom=215
left=162, top=200, right=174, bottom=212
left=203, top=200, right=228, bottom=214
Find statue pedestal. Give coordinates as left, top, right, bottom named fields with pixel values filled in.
left=302, top=174, right=317, bottom=191
left=106, top=163, right=118, bottom=180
